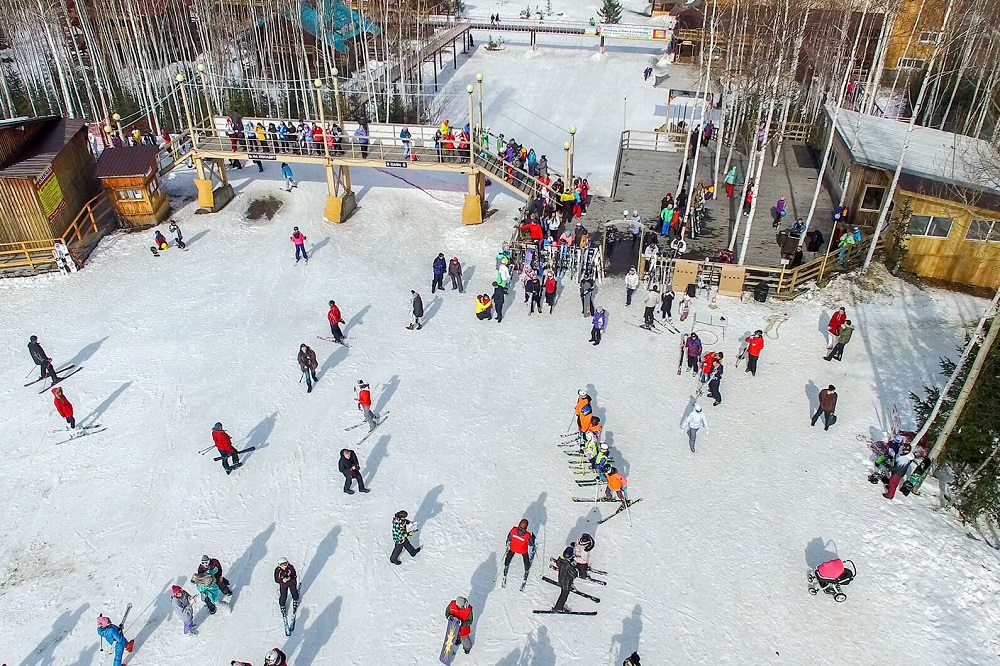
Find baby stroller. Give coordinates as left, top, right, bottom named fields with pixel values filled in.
left=808, top=558, right=856, bottom=602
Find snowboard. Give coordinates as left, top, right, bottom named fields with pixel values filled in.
left=24, top=364, right=74, bottom=386
left=439, top=616, right=462, bottom=665
left=213, top=446, right=256, bottom=461
left=37, top=367, right=84, bottom=393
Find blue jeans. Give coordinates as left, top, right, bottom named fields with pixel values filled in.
left=295, top=244, right=308, bottom=261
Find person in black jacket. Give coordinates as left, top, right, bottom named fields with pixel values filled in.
left=273, top=558, right=299, bottom=618
left=492, top=282, right=506, bottom=324
left=297, top=344, right=318, bottom=393
left=28, top=335, right=59, bottom=383
left=551, top=547, right=579, bottom=612
left=338, top=448, right=369, bottom=494
left=408, top=290, right=424, bottom=330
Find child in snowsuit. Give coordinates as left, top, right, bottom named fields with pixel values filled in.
left=97, top=615, right=132, bottom=666
left=171, top=585, right=197, bottom=634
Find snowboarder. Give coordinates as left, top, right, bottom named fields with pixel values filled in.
left=290, top=227, right=308, bottom=263
left=281, top=162, right=295, bottom=191
left=624, top=267, right=639, bottom=306
left=168, top=220, right=186, bottom=248
left=408, top=291, right=424, bottom=330
left=390, top=509, right=421, bottom=564
left=504, top=519, right=536, bottom=581
left=274, top=558, right=299, bottom=620
left=590, top=308, right=607, bottom=346
left=551, top=547, right=579, bottom=612
left=432, top=253, right=447, bottom=293
left=811, top=385, right=838, bottom=430
left=492, top=282, right=506, bottom=324
left=264, top=647, right=288, bottom=666
left=212, top=422, right=241, bottom=474
left=154, top=229, right=168, bottom=249
left=681, top=403, right=707, bottom=452
left=198, top=555, right=234, bottom=596
left=744, top=330, right=764, bottom=376
left=445, top=597, right=475, bottom=655
left=544, top=274, right=557, bottom=313
left=660, top=287, right=675, bottom=320
left=685, top=333, right=702, bottom=374
left=52, top=386, right=75, bottom=429
left=339, top=448, right=369, bottom=494
left=642, top=285, right=659, bottom=327
left=28, top=335, right=59, bottom=384
left=580, top=274, right=595, bottom=316
left=448, top=256, right=464, bottom=292
left=827, top=307, right=847, bottom=349
left=170, top=585, right=196, bottom=635
left=298, top=343, right=318, bottom=393
left=355, top=380, right=378, bottom=430
left=707, top=358, right=724, bottom=406
left=96, top=614, right=132, bottom=666
left=572, top=533, right=595, bottom=578
left=327, top=300, right=345, bottom=343
left=825, top=320, right=853, bottom=361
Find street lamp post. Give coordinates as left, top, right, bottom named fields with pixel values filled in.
left=112, top=113, right=123, bottom=142
left=476, top=73, right=484, bottom=132
left=103, top=124, right=114, bottom=148
left=331, top=67, right=344, bottom=131
left=467, top=84, right=475, bottom=164
left=315, top=79, right=330, bottom=159
left=568, top=125, right=577, bottom=184
left=176, top=73, right=198, bottom=149
left=196, top=63, right=216, bottom=122
left=563, top=141, right=570, bottom=184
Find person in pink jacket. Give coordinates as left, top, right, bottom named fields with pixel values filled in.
left=290, top=227, right=308, bottom=263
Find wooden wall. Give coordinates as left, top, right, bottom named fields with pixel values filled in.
left=0, top=121, right=48, bottom=165
left=48, top=130, right=98, bottom=238
left=0, top=177, right=47, bottom=244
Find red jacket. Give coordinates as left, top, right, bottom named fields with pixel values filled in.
left=828, top=310, right=846, bottom=335
left=745, top=335, right=764, bottom=357
left=507, top=526, right=533, bottom=555
left=328, top=305, right=342, bottom=326
left=358, top=387, right=372, bottom=408
left=519, top=221, right=543, bottom=241
left=544, top=277, right=556, bottom=294
left=52, top=390, right=73, bottom=418
left=213, top=430, right=236, bottom=453
left=701, top=352, right=716, bottom=376
left=447, top=600, right=473, bottom=637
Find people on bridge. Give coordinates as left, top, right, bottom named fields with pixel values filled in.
left=355, top=125, right=369, bottom=159
left=400, top=126, right=412, bottom=160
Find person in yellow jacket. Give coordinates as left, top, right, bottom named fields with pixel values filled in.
left=475, top=294, right=493, bottom=320
left=440, top=119, right=450, bottom=137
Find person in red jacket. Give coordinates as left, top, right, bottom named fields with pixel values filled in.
left=544, top=274, right=557, bottom=313
left=827, top=306, right=847, bottom=349
left=327, top=299, right=345, bottom=344
left=52, top=387, right=75, bottom=429
left=445, top=597, right=474, bottom=655
left=744, top=330, right=764, bottom=376
left=355, top=380, right=378, bottom=431
left=519, top=217, right=543, bottom=243
left=212, top=422, right=241, bottom=474
left=503, top=519, right=536, bottom=585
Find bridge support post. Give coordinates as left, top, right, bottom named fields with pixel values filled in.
left=462, top=171, right=486, bottom=225
left=324, top=163, right=357, bottom=224
left=194, top=157, right=234, bottom=213
left=600, top=35, right=606, bottom=54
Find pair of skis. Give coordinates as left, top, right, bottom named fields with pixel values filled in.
left=317, top=335, right=351, bottom=347
left=500, top=551, right=534, bottom=592
left=24, top=363, right=74, bottom=387
left=55, top=424, right=106, bottom=445
left=281, top=601, right=298, bottom=636
left=531, top=576, right=601, bottom=616
left=344, top=410, right=390, bottom=432
left=571, top=497, right=642, bottom=524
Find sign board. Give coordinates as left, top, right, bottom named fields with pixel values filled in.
left=385, top=160, right=408, bottom=168
left=248, top=153, right=277, bottom=161
left=35, top=163, right=66, bottom=222
left=593, top=24, right=671, bottom=40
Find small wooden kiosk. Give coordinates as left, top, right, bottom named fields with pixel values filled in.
left=95, top=145, right=169, bottom=227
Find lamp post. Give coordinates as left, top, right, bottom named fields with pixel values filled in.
left=112, top=113, right=123, bottom=141
left=196, top=63, right=216, bottom=121
left=563, top=141, right=570, bottom=183
left=568, top=125, right=577, bottom=184
left=331, top=67, right=344, bottom=131
left=103, top=124, right=113, bottom=148
left=315, top=78, right=329, bottom=159
left=476, top=73, right=484, bottom=132
left=467, top=84, right=475, bottom=164
left=176, top=73, right=198, bottom=149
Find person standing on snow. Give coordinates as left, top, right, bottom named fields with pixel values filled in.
left=432, top=253, right=447, bottom=293
left=492, top=282, right=506, bottom=323
left=212, top=422, right=241, bottom=474
left=281, top=162, right=295, bottom=191
left=327, top=300, right=346, bottom=344
left=681, top=403, right=707, bottom=452
left=685, top=333, right=703, bottom=374
left=28, top=335, right=59, bottom=384
left=590, top=308, right=607, bottom=346
left=883, top=443, right=917, bottom=499
left=448, top=256, right=464, bottom=292
left=825, top=319, right=854, bottom=361
left=264, top=647, right=288, bottom=666
left=355, top=380, right=378, bottom=430
left=544, top=274, right=557, bottom=313
left=707, top=358, right=724, bottom=406
left=297, top=344, right=318, bottom=393
left=660, top=287, right=675, bottom=320
left=580, top=274, right=595, bottom=316
left=827, top=306, right=847, bottom=349
left=551, top=546, right=580, bottom=612
left=290, top=227, right=308, bottom=263
left=408, top=290, right=424, bottom=330
left=445, top=597, right=475, bottom=655
left=339, top=448, right=369, bottom=494
left=170, top=585, right=196, bottom=635
left=527, top=273, right=543, bottom=314
left=198, top=555, right=234, bottom=597
left=52, top=387, right=75, bottom=429
left=96, top=614, right=132, bottom=666
left=744, top=330, right=764, bottom=376
left=503, top=519, right=536, bottom=580
left=192, top=565, right=222, bottom=614
left=643, top=285, right=659, bottom=327
left=572, top=533, right=596, bottom=579
left=811, top=385, right=838, bottom=430
left=390, top=510, right=421, bottom=565
left=168, top=220, right=186, bottom=248
left=273, top=558, right=299, bottom=620
left=624, top=267, right=640, bottom=306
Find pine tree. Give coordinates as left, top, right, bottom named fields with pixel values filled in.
left=598, top=0, right=623, bottom=24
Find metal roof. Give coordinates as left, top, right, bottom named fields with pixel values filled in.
left=95, top=145, right=160, bottom=179
left=827, top=105, right=1000, bottom=196
left=0, top=117, right=89, bottom=179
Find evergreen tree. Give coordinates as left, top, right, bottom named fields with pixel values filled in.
left=598, top=0, right=623, bottom=24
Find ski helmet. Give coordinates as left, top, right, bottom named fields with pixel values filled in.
left=622, top=209, right=629, bottom=216
left=278, top=557, right=288, bottom=565
left=265, top=649, right=282, bottom=665
left=97, top=615, right=111, bottom=629
left=455, top=596, right=468, bottom=608
left=581, top=405, right=592, bottom=415
left=581, top=533, right=595, bottom=548
left=577, top=389, right=589, bottom=398
left=171, top=585, right=183, bottom=597
left=201, top=555, right=210, bottom=565
left=610, top=467, right=618, bottom=475
left=562, top=546, right=574, bottom=559
left=329, top=300, right=335, bottom=306
left=600, top=442, right=609, bottom=451
left=357, top=379, right=364, bottom=385
left=293, top=226, right=299, bottom=232
left=694, top=404, right=703, bottom=412
left=755, top=329, right=763, bottom=336
left=213, top=422, right=223, bottom=431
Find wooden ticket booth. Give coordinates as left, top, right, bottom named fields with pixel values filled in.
left=95, top=146, right=170, bottom=228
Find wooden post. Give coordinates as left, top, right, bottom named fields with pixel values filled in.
left=22, top=241, right=32, bottom=269
left=89, top=206, right=98, bottom=233
left=453, top=38, right=457, bottom=68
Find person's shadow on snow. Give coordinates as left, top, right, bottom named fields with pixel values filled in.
left=414, top=484, right=445, bottom=528
left=344, top=304, right=370, bottom=335
left=423, top=296, right=444, bottom=324
left=805, top=380, right=820, bottom=419
left=805, top=537, right=839, bottom=570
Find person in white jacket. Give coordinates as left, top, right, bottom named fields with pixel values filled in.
left=681, top=403, right=707, bottom=452
left=625, top=267, right=640, bottom=306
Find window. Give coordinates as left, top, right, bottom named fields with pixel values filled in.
left=897, top=58, right=927, bottom=69
left=115, top=188, right=144, bottom=201
left=908, top=214, right=953, bottom=238
left=860, top=185, right=886, bottom=211
left=918, top=31, right=941, bottom=44
left=147, top=179, right=160, bottom=195
left=966, top=219, right=1000, bottom=241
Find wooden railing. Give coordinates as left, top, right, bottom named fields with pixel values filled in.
left=620, top=129, right=685, bottom=153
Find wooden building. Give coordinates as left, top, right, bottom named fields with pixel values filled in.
left=95, top=146, right=170, bottom=228
left=822, top=106, right=1000, bottom=289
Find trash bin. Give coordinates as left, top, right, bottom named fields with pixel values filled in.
left=686, top=283, right=697, bottom=298
left=754, top=281, right=769, bottom=303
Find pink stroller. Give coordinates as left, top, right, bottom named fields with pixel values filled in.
left=807, top=558, right=856, bottom=602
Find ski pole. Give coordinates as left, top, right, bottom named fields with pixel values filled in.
left=199, top=445, right=215, bottom=455
left=623, top=493, right=633, bottom=527
left=299, top=371, right=304, bottom=384
left=25, top=365, right=36, bottom=378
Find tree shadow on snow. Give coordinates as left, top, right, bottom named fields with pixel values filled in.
left=523, top=491, right=547, bottom=528
left=310, top=236, right=330, bottom=258
left=374, top=375, right=399, bottom=415
left=609, top=604, right=644, bottom=665
left=66, top=336, right=109, bottom=368
left=414, top=484, right=445, bottom=527
left=17, top=602, right=89, bottom=666
left=80, top=381, right=132, bottom=427
left=497, top=626, right=556, bottom=666
left=300, top=526, right=341, bottom=596
left=228, top=522, right=276, bottom=606
left=319, top=345, right=348, bottom=379
left=344, top=304, right=371, bottom=335
left=805, top=380, right=820, bottom=418
left=467, top=551, right=497, bottom=636
left=290, top=597, right=342, bottom=665
left=128, top=579, right=175, bottom=661
left=363, top=434, right=390, bottom=486
left=804, top=537, right=839, bottom=570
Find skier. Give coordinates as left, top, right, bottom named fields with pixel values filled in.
left=681, top=403, right=707, bottom=452
left=504, top=519, right=536, bottom=582
left=290, top=227, right=308, bottom=263
left=170, top=585, right=196, bottom=635
left=642, top=285, right=659, bottom=328
left=551, top=546, right=579, bottom=612
left=448, top=256, right=464, bottom=292
left=572, top=533, right=595, bottom=578
left=339, top=448, right=369, bottom=494
left=492, top=282, right=506, bottom=324
left=168, top=220, right=186, bottom=248
left=192, top=565, right=222, bottom=614
left=496, top=258, right=511, bottom=292
left=544, top=274, right=557, bottom=313
left=154, top=229, right=168, bottom=249
left=660, top=287, right=675, bottom=320
left=432, top=253, right=447, bottom=293
left=52, top=386, right=75, bottom=429
left=274, top=558, right=300, bottom=621
left=408, top=290, right=424, bottom=330
left=827, top=306, right=847, bottom=349
left=591, top=442, right=611, bottom=475
left=605, top=467, right=628, bottom=505
left=590, top=308, right=607, bottom=346
left=744, top=330, right=764, bottom=376
left=811, top=385, right=838, bottom=430
left=825, top=319, right=853, bottom=361
left=445, top=597, right=475, bottom=655
left=390, top=509, right=421, bottom=565
left=212, top=422, right=241, bottom=474
left=707, top=358, right=724, bottom=406
left=198, top=554, right=234, bottom=596
left=96, top=614, right=132, bottom=666
left=685, top=333, right=703, bottom=374
left=28, top=335, right=59, bottom=384
left=327, top=300, right=345, bottom=343
left=297, top=344, right=318, bottom=393
left=281, top=162, right=295, bottom=191
left=580, top=274, right=595, bottom=316
left=575, top=402, right=591, bottom=433
left=264, top=647, right=288, bottom=666
left=355, top=380, right=378, bottom=430
left=624, top=267, right=639, bottom=306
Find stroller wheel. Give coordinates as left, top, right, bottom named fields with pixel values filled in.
left=834, top=593, right=847, bottom=602
left=808, top=587, right=817, bottom=595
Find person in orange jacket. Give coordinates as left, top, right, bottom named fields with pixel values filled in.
left=577, top=404, right=593, bottom=435
left=445, top=597, right=474, bottom=655
left=575, top=389, right=591, bottom=418
left=587, top=416, right=603, bottom=443
left=605, top=467, right=628, bottom=505
left=52, top=386, right=75, bottom=429
left=744, top=330, right=764, bottom=376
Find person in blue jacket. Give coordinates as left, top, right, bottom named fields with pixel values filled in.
left=97, top=615, right=131, bottom=666
left=432, top=253, right=447, bottom=293
left=590, top=307, right=607, bottom=345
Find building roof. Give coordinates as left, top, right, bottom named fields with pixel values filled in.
left=0, top=117, right=89, bottom=178
left=827, top=105, right=1000, bottom=197
left=95, top=146, right=160, bottom=179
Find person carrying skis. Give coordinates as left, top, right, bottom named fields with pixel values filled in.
left=744, top=330, right=764, bottom=376
left=812, top=385, right=838, bottom=430
left=290, top=227, right=308, bottom=263
left=825, top=319, right=854, bottom=361
left=297, top=344, right=318, bottom=393
left=274, top=558, right=299, bottom=619
left=390, top=510, right=421, bottom=565
left=504, top=519, right=536, bottom=582
left=408, top=290, right=424, bottom=330
left=643, top=285, right=659, bottom=327
left=580, top=274, right=596, bottom=316
left=685, top=333, right=703, bottom=374
left=448, top=256, right=464, bottom=292
left=445, top=597, right=475, bottom=655
left=624, top=267, right=639, bottom=306
left=212, top=422, right=241, bottom=474
left=432, top=253, right=447, bottom=293
left=660, top=287, right=675, bottom=320
left=96, top=614, right=132, bottom=666
left=681, top=403, right=707, bottom=452
left=28, top=335, right=59, bottom=384
left=198, top=555, right=234, bottom=596
left=171, top=585, right=196, bottom=634
left=168, top=220, right=186, bottom=248
left=327, top=300, right=345, bottom=343
left=52, top=387, right=75, bottom=429
left=551, top=546, right=579, bottom=612
left=492, top=282, right=506, bottom=324
left=339, top=448, right=369, bottom=494
left=355, top=380, right=378, bottom=430
left=572, top=533, right=595, bottom=578
left=590, top=308, right=607, bottom=346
